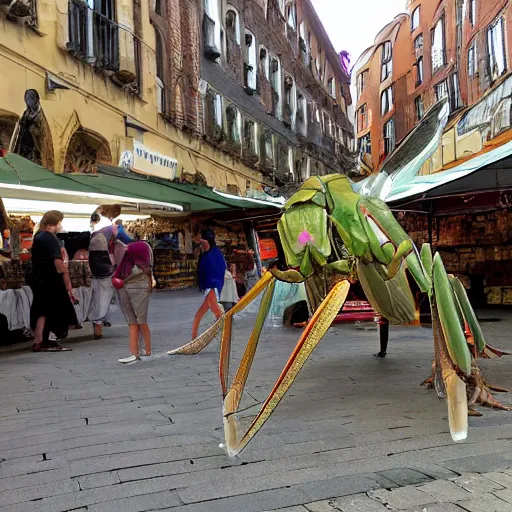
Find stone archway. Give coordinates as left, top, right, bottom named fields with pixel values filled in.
left=64, top=130, right=112, bottom=174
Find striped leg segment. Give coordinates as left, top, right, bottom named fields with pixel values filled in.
left=222, top=280, right=350, bottom=457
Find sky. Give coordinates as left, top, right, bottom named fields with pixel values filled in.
left=311, top=0, right=407, bottom=72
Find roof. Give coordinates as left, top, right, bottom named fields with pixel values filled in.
left=0, top=154, right=282, bottom=213
left=386, top=139, right=512, bottom=204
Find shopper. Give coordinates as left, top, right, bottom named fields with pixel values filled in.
left=29, top=210, right=77, bottom=351
left=191, top=229, right=226, bottom=339
left=88, top=213, right=117, bottom=339
left=112, top=241, right=153, bottom=363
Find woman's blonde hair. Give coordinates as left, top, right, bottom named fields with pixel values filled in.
left=40, top=210, right=64, bottom=229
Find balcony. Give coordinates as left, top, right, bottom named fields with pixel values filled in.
left=66, top=0, right=139, bottom=90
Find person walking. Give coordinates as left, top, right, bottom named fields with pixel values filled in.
left=191, top=229, right=227, bottom=340
left=88, top=213, right=117, bottom=339
left=29, top=210, right=77, bottom=351
left=112, top=241, right=154, bottom=364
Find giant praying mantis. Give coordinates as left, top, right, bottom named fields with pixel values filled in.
left=168, top=100, right=510, bottom=457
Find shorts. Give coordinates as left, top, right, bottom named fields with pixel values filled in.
left=204, top=288, right=220, bottom=301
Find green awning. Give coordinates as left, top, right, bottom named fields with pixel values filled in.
left=0, top=154, right=282, bottom=213
left=0, top=154, right=183, bottom=210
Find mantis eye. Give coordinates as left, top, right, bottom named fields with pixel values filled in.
left=367, top=217, right=390, bottom=247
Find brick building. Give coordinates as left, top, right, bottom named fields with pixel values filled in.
left=197, top=0, right=356, bottom=196
left=352, top=0, right=512, bottom=305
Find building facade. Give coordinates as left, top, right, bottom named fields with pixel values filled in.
left=198, top=0, right=355, bottom=196
left=353, top=0, right=512, bottom=176
left=353, top=0, right=512, bottom=305
left=0, top=0, right=354, bottom=201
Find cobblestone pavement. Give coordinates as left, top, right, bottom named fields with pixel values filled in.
left=0, top=290, right=512, bottom=512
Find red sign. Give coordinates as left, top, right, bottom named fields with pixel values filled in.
left=259, top=238, right=278, bottom=260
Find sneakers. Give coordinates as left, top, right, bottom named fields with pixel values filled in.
left=118, top=355, right=141, bottom=364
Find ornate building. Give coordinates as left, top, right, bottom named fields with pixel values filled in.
left=0, top=0, right=354, bottom=199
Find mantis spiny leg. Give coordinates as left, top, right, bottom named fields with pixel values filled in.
left=168, top=271, right=274, bottom=356
left=222, top=280, right=350, bottom=457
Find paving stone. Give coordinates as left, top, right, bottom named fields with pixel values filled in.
left=369, top=487, right=436, bottom=510
left=378, top=468, right=432, bottom=486
left=417, top=479, right=473, bottom=502
left=456, top=492, right=512, bottom=511
left=453, top=473, right=504, bottom=494
left=77, top=470, right=120, bottom=489
left=483, top=471, right=512, bottom=487
left=0, top=479, right=79, bottom=507
left=407, top=505, right=464, bottom=512
left=493, top=487, right=512, bottom=504
left=87, top=490, right=183, bottom=512
left=308, top=493, right=389, bottom=512
left=265, top=507, right=309, bottom=512
left=298, top=472, right=394, bottom=502
left=161, top=487, right=312, bottom=512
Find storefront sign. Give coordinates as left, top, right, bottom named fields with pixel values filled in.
left=258, top=238, right=278, bottom=261
left=120, top=142, right=178, bottom=180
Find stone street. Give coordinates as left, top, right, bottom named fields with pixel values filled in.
left=1, top=290, right=512, bottom=512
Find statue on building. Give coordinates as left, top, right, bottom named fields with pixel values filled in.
left=13, top=89, right=43, bottom=164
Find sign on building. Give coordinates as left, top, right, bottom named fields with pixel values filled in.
left=120, top=141, right=178, bottom=180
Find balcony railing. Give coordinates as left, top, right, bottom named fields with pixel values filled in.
left=66, top=0, right=140, bottom=90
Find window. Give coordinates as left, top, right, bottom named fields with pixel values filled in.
left=487, top=17, right=506, bottom=81
left=284, top=74, right=296, bottom=125
left=415, top=57, right=424, bottom=86
left=154, top=28, right=166, bottom=114
left=358, top=134, right=371, bottom=155
left=327, top=77, right=335, bottom=98
left=411, top=6, right=420, bottom=31
left=225, top=8, right=240, bottom=45
left=68, top=0, right=120, bottom=71
left=451, top=72, right=462, bottom=110
left=214, top=93, right=223, bottom=127
left=357, top=71, right=368, bottom=97
left=381, top=87, right=393, bottom=116
left=259, top=47, right=269, bottom=79
left=226, top=105, right=241, bottom=142
left=244, top=31, right=257, bottom=90
left=469, top=0, right=476, bottom=26
left=415, top=96, right=424, bottom=121
left=357, top=104, right=368, bottom=131
left=296, top=92, right=307, bottom=135
left=316, top=48, right=323, bottom=80
left=468, top=43, right=476, bottom=77
left=383, top=118, right=395, bottom=155
left=381, top=41, right=392, bottom=82
left=299, top=22, right=310, bottom=66
left=261, top=130, right=274, bottom=164
left=243, top=119, right=255, bottom=153
left=414, top=34, right=423, bottom=54
left=435, top=80, right=448, bottom=101
left=286, top=0, right=297, bottom=29
left=270, top=56, right=281, bottom=116
left=431, top=17, right=445, bottom=74
left=204, top=0, right=221, bottom=58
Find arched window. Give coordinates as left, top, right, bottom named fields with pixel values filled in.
left=285, top=0, right=296, bottom=30
left=225, top=7, right=240, bottom=44
left=259, top=46, right=269, bottom=79
left=270, top=55, right=282, bottom=117
left=226, top=104, right=241, bottom=143
left=245, top=30, right=257, bottom=91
